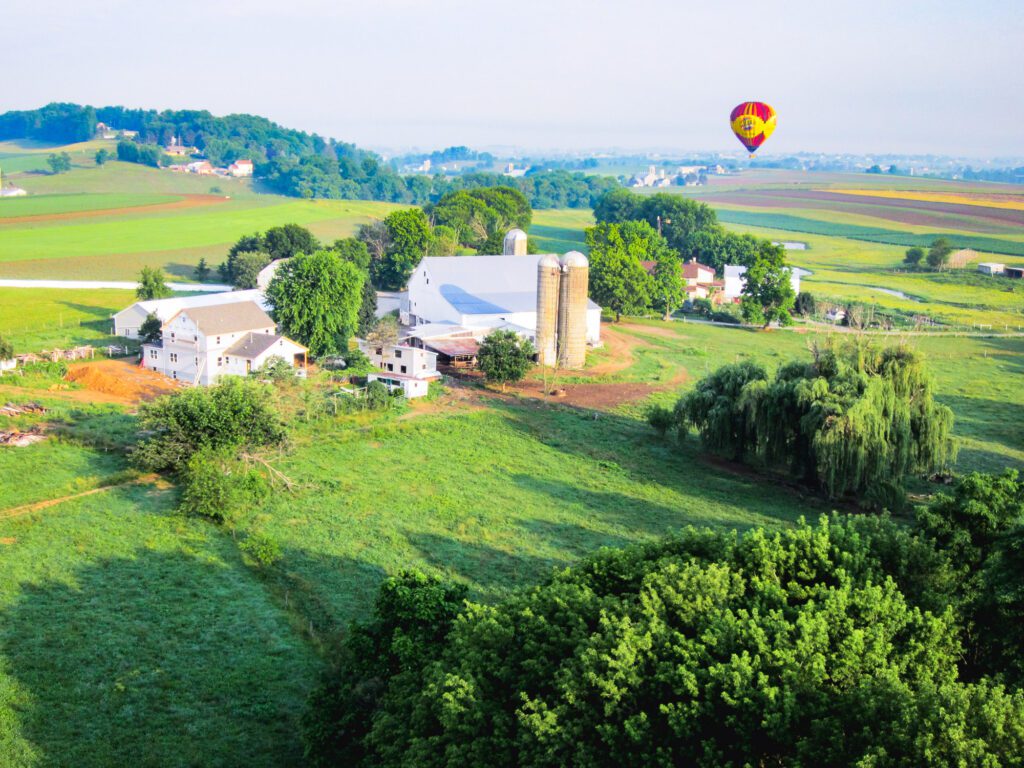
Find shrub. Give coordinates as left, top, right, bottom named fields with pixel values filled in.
left=646, top=404, right=678, bottom=437
left=133, top=377, right=286, bottom=473
left=239, top=532, right=282, bottom=567
left=178, top=447, right=269, bottom=525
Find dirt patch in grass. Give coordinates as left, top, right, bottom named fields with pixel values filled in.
left=64, top=359, right=182, bottom=403
left=0, top=193, right=229, bottom=225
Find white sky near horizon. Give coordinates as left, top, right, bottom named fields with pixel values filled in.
left=1, top=0, right=1021, bottom=157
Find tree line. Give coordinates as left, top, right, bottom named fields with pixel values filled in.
left=588, top=189, right=796, bottom=326
left=0, top=103, right=616, bottom=209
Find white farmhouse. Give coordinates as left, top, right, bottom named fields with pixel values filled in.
left=141, top=301, right=306, bottom=385
left=112, top=289, right=268, bottom=339
left=723, top=265, right=801, bottom=300
left=402, top=254, right=601, bottom=345
left=359, top=341, right=439, bottom=398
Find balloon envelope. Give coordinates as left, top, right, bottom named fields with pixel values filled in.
left=730, top=102, right=777, bottom=154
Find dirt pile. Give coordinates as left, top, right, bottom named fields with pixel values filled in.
left=65, top=360, right=181, bottom=402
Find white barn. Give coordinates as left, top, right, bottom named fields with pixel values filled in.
left=402, top=255, right=601, bottom=345
left=112, top=289, right=268, bottom=339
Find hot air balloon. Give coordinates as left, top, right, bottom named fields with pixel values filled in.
left=730, top=101, right=776, bottom=155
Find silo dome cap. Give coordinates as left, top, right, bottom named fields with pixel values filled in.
left=538, top=254, right=561, bottom=268
left=561, top=251, right=589, bottom=268
left=505, top=228, right=527, bottom=238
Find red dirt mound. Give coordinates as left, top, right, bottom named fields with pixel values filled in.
left=65, top=359, right=181, bottom=403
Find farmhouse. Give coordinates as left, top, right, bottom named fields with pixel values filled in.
left=112, top=289, right=268, bottom=338
left=141, top=301, right=306, bottom=386
left=402, top=254, right=601, bottom=345
left=228, top=159, right=254, bottom=177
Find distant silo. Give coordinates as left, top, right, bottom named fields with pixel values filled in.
left=536, top=254, right=561, bottom=366
left=503, top=228, right=528, bottom=256
left=557, top=251, right=589, bottom=369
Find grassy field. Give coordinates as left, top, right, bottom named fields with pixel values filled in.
left=0, top=287, right=140, bottom=351
left=0, top=312, right=1021, bottom=764
left=0, top=193, right=178, bottom=218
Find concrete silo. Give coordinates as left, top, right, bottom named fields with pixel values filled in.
left=557, top=251, right=589, bottom=369
left=535, top=254, right=561, bottom=366
left=503, top=228, right=528, bottom=256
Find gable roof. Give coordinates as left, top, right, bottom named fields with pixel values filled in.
left=226, top=332, right=304, bottom=359
left=176, top=301, right=274, bottom=335
left=682, top=260, right=715, bottom=279
left=118, top=289, right=268, bottom=323
left=417, top=255, right=600, bottom=316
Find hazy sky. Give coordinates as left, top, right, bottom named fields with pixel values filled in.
left=2, top=0, right=1021, bottom=156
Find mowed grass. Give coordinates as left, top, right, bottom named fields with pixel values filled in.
left=0, top=287, right=138, bottom=351
left=0, top=483, right=317, bottom=767
left=251, top=398, right=817, bottom=628
left=529, top=209, right=593, bottom=253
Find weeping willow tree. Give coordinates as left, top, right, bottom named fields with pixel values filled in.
left=677, top=340, right=956, bottom=507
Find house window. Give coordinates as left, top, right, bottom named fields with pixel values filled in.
left=400, top=365, right=407, bottom=374
left=169, top=353, right=178, bottom=363
left=387, top=363, right=393, bottom=371
left=216, top=336, right=221, bottom=345
left=395, top=350, right=402, bottom=358
left=171, top=332, right=175, bottom=341
left=375, top=347, right=383, bottom=355
left=172, top=371, right=177, bottom=379
left=225, top=357, right=230, bottom=365
left=217, top=357, right=223, bottom=367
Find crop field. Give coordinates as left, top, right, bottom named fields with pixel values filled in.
left=0, top=313, right=1021, bottom=764
left=0, top=193, right=178, bottom=219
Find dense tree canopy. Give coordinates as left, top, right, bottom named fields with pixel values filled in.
left=303, top=514, right=1024, bottom=768
left=675, top=341, right=955, bottom=506
left=0, top=104, right=614, bottom=208
left=133, top=377, right=286, bottom=473
left=584, top=221, right=664, bottom=320
left=266, top=249, right=365, bottom=357
left=738, top=241, right=796, bottom=327
left=372, top=209, right=432, bottom=290
left=427, top=187, right=532, bottom=251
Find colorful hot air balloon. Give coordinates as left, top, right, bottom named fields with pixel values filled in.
left=730, top=101, right=777, bottom=155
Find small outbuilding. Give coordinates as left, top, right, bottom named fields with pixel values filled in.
left=978, top=263, right=1006, bottom=275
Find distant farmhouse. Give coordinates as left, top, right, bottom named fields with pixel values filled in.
left=141, top=301, right=306, bottom=386
left=359, top=342, right=439, bottom=398
left=628, top=164, right=709, bottom=188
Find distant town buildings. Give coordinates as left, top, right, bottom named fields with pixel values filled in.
left=0, top=168, right=27, bottom=197
left=627, top=164, right=712, bottom=188
left=503, top=162, right=528, bottom=178
left=228, top=159, right=254, bottom=177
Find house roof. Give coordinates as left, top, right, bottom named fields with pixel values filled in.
left=177, top=301, right=274, bottom=335
left=225, top=332, right=304, bottom=359
left=683, top=260, right=715, bottom=279
left=419, top=255, right=600, bottom=316
left=117, top=289, right=268, bottom=323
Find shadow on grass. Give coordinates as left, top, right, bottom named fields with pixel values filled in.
left=490, top=398, right=818, bottom=526
left=940, top=393, right=1024, bottom=458
left=0, top=546, right=316, bottom=768
left=406, top=531, right=564, bottom=598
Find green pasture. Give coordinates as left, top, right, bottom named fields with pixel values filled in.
left=529, top=208, right=593, bottom=253
left=0, top=287, right=138, bottom=352
left=12, top=159, right=259, bottom=198
left=0, top=313, right=1021, bottom=764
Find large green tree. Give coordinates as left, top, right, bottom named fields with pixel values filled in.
left=675, top=341, right=955, bottom=507
left=584, top=222, right=659, bottom=321
left=477, top=330, right=535, bottom=391
left=926, top=237, right=953, bottom=270
left=263, top=223, right=320, bottom=261
left=136, top=266, right=171, bottom=300
left=303, top=516, right=1024, bottom=768
left=266, top=249, right=365, bottom=357
left=739, top=242, right=795, bottom=327
left=372, top=209, right=431, bottom=290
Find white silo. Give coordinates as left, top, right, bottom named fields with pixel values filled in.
left=536, top=254, right=561, bottom=366
left=503, top=228, right=528, bottom=256
left=557, top=251, right=589, bottom=369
